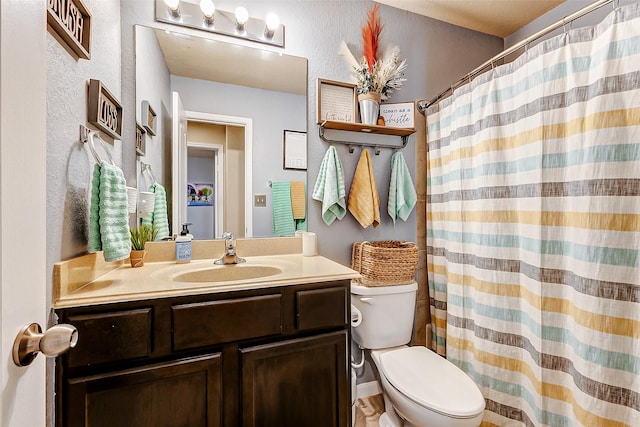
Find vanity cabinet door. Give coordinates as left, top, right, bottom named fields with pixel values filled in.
left=240, top=331, right=349, bottom=427
left=64, top=354, right=222, bottom=427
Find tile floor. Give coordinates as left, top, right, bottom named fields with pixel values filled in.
left=353, top=394, right=385, bottom=427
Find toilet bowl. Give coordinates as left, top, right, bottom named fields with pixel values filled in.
left=351, top=282, right=485, bottom=427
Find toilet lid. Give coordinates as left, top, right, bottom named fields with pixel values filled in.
left=378, top=347, right=485, bottom=418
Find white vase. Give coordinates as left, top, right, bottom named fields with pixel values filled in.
left=358, top=92, right=381, bottom=125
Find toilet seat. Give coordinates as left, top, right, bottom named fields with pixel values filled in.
left=377, top=347, right=485, bottom=419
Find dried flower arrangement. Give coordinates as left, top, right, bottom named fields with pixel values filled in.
left=353, top=4, right=407, bottom=101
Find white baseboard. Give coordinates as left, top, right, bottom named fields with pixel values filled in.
left=356, top=381, right=382, bottom=398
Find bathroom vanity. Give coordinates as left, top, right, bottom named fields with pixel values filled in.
left=53, top=244, right=358, bottom=427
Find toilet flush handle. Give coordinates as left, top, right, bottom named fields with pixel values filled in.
left=359, top=297, right=375, bottom=304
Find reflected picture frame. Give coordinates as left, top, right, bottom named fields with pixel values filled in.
left=283, top=130, right=307, bottom=170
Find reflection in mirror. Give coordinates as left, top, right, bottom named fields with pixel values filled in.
left=135, top=25, right=308, bottom=239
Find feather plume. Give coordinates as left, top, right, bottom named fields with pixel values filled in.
left=362, top=4, right=382, bottom=72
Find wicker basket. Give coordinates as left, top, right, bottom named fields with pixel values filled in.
left=351, top=240, right=419, bottom=286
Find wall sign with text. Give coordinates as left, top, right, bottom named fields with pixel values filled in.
left=379, top=102, right=415, bottom=129
left=88, top=79, right=123, bottom=140
left=47, top=0, right=91, bottom=60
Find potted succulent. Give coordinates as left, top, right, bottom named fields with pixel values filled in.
left=129, top=224, right=158, bottom=267
left=353, top=4, right=407, bottom=124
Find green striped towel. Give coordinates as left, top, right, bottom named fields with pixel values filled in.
left=312, top=146, right=346, bottom=225
left=388, top=152, right=417, bottom=223
left=141, top=182, right=170, bottom=239
left=88, top=162, right=131, bottom=262
left=272, top=181, right=296, bottom=236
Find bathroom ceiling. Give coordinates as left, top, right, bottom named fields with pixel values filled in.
left=375, top=0, right=566, bottom=38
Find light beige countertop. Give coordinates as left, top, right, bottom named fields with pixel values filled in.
left=54, top=238, right=359, bottom=308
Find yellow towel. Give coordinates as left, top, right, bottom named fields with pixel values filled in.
left=348, top=149, right=380, bottom=228
left=290, top=181, right=306, bottom=220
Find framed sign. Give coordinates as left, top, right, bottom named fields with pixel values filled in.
left=316, top=79, right=357, bottom=124
left=283, top=130, right=307, bottom=170
left=141, top=100, right=157, bottom=136
left=379, top=102, right=415, bottom=129
left=47, top=0, right=91, bottom=59
left=136, top=122, right=146, bottom=156
left=87, top=79, right=123, bottom=140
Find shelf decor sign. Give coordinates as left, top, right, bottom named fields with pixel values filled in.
left=379, top=102, right=414, bottom=128
left=47, top=0, right=91, bottom=60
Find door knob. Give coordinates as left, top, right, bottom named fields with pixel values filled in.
left=12, top=323, right=78, bottom=367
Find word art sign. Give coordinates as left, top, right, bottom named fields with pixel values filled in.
left=47, top=0, right=91, bottom=59
left=379, top=102, right=415, bottom=129
left=88, top=79, right=123, bottom=140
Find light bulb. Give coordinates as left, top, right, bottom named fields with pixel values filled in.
left=264, top=12, right=279, bottom=39
left=200, top=0, right=215, bottom=24
left=164, top=0, right=180, bottom=17
left=265, top=13, right=279, bottom=31
left=235, top=6, right=249, bottom=29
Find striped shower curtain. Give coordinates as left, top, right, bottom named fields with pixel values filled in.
left=425, top=3, right=640, bottom=426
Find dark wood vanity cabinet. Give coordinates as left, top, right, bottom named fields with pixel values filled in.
left=55, top=280, right=350, bottom=427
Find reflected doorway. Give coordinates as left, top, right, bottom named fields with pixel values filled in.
left=186, top=142, right=223, bottom=239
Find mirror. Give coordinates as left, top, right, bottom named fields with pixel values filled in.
left=135, top=25, right=308, bottom=239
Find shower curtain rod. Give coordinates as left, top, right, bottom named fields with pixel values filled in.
left=417, top=0, right=615, bottom=114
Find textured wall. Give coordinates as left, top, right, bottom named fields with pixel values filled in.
left=46, top=0, right=122, bottom=303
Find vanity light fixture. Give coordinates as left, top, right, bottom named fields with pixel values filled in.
left=200, top=0, right=215, bottom=25
left=155, top=0, right=285, bottom=48
left=163, top=0, right=181, bottom=18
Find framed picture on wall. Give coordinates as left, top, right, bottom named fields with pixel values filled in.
left=141, top=100, right=157, bottom=136
left=136, top=122, right=146, bottom=156
left=283, top=130, right=307, bottom=170
left=316, top=78, right=357, bottom=124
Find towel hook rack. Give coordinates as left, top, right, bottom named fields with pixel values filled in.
left=318, top=122, right=411, bottom=155
left=80, top=126, right=115, bottom=165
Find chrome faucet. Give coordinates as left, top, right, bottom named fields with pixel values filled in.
left=214, top=232, right=246, bottom=265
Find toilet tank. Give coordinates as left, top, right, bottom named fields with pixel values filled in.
left=351, top=281, right=417, bottom=349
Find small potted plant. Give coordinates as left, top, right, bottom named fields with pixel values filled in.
left=129, top=224, right=158, bottom=268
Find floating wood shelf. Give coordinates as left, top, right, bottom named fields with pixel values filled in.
left=318, top=120, right=416, bottom=154
left=321, top=120, right=415, bottom=136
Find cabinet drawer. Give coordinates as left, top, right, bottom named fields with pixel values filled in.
left=66, top=308, right=152, bottom=368
left=296, top=287, right=346, bottom=331
left=172, top=294, right=282, bottom=351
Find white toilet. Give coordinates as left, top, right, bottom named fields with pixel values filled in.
left=351, top=281, right=485, bottom=427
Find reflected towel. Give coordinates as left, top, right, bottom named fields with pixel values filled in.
left=348, top=149, right=380, bottom=228
left=312, top=146, right=347, bottom=225
left=290, top=181, right=306, bottom=220
left=388, top=152, right=417, bottom=223
left=88, top=162, right=131, bottom=262
left=141, top=182, right=170, bottom=239
left=272, top=181, right=296, bottom=236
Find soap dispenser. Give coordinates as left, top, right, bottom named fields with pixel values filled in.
left=175, top=223, right=193, bottom=263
